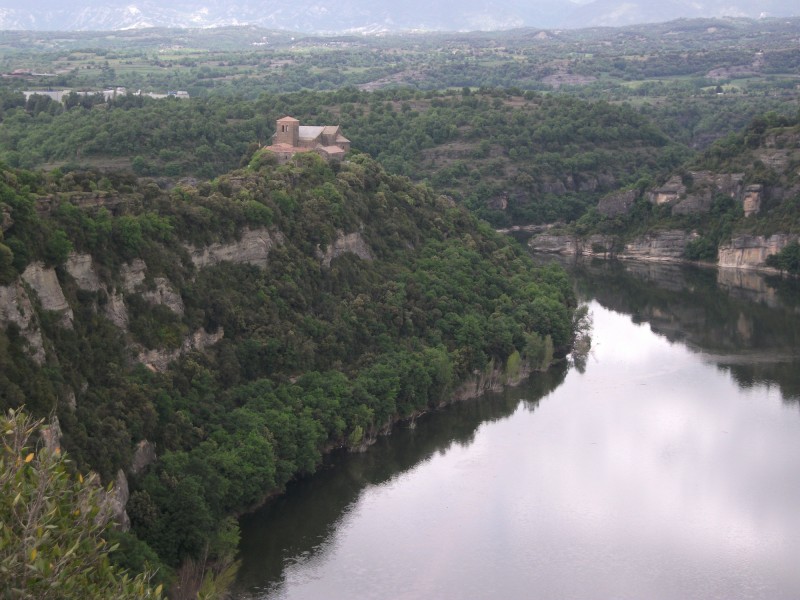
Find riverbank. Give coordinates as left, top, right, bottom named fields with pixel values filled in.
left=527, top=230, right=799, bottom=276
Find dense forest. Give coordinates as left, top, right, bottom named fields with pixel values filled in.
left=0, top=151, right=577, bottom=592
left=552, top=109, right=800, bottom=265
left=2, top=86, right=797, bottom=230
left=2, top=15, right=800, bottom=596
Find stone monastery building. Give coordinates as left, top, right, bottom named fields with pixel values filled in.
left=263, top=116, right=350, bottom=163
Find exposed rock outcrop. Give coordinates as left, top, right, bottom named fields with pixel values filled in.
left=137, top=327, right=224, bottom=371
left=648, top=175, right=686, bottom=206
left=21, top=262, right=73, bottom=328
left=65, top=252, right=103, bottom=292
left=623, top=230, right=698, bottom=261
left=142, top=278, right=184, bottom=316
left=64, top=388, right=77, bottom=411
left=106, top=469, right=131, bottom=531
left=742, top=185, right=763, bottom=217
left=648, top=172, right=745, bottom=216
left=528, top=234, right=579, bottom=255
left=0, top=280, right=46, bottom=364
left=597, top=189, right=636, bottom=218
left=66, top=252, right=131, bottom=328
left=450, top=358, right=538, bottom=404
left=120, top=258, right=147, bottom=293
left=121, top=259, right=184, bottom=315
left=186, top=227, right=283, bottom=269
left=104, top=292, right=129, bottom=329
left=717, top=234, right=798, bottom=270
left=531, top=230, right=695, bottom=263
left=318, top=231, right=374, bottom=267
left=131, top=440, right=157, bottom=475
left=40, top=416, right=62, bottom=452
left=529, top=234, right=616, bottom=257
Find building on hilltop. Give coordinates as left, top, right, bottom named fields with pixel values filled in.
left=263, top=116, right=350, bottom=163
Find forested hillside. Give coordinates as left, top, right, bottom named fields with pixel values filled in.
left=533, top=110, right=800, bottom=270
left=5, top=84, right=799, bottom=231
left=0, top=88, right=690, bottom=225
left=0, top=151, right=576, bottom=587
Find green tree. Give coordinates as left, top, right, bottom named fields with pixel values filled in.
left=0, top=407, right=161, bottom=599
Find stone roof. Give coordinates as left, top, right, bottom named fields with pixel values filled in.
left=319, top=145, right=345, bottom=155
left=263, top=142, right=302, bottom=154
left=298, top=125, right=325, bottom=140
left=277, top=116, right=299, bottom=123
left=323, top=125, right=340, bottom=136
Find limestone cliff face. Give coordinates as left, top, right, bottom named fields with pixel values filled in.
left=597, top=189, right=636, bottom=218
left=530, top=230, right=695, bottom=262
left=137, top=327, right=224, bottom=372
left=131, top=440, right=157, bottom=475
left=622, top=230, right=698, bottom=261
left=143, top=278, right=185, bottom=315
left=97, top=469, right=131, bottom=532
left=21, top=262, right=73, bottom=328
left=648, top=175, right=686, bottom=206
left=318, top=231, right=373, bottom=267
left=186, top=227, right=284, bottom=269
left=528, top=234, right=579, bottom=255
left=66, top=252, right=129, bottom=327
left=121, top=259, right=184, bottom=315
left=647, top=171, right=746, bottom=216
left=742, top=185, right=763, bottom=217
left=529, top=233, right=617, bottom=257
left=120, top=258, right=147, bottom=292
left=717, top=234, right=798, bottom=270
left=65, top=252, right=103, bottom=292
left=104, top=292, right=129, bottom=329
left=0, top=280, right=46, bottom=364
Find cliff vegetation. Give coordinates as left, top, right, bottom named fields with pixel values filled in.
left=0, top=151, right=576, bottom=586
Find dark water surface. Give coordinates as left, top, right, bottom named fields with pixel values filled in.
left=235, top=261, right=800, bottom=599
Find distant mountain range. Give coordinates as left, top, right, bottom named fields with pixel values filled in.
left=0, top=0, right=797, bottom=32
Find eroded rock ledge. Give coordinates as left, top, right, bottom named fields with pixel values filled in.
left=0, top=280, right=46, bottom=364
left=137, top=327, right=225, bottom=372
left=185, top=227, right=284, bottom=269
left=529, top=230, right=799, bottom=272
left=318, top=230, right=373, bottom=267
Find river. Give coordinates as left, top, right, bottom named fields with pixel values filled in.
left=234, top=260, right=800, bottom=599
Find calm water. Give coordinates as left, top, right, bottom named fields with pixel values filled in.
left=235, top=261, right=800, bottom=600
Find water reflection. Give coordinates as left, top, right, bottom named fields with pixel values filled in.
left=570, top=260, right=800, bottom=403
left=236, top=367, right=567, bottom=596
left=235, top=261, right=800, bottom=599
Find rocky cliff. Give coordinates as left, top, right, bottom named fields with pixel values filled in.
left=21, top=262, right=74, bottom=328
left=551, top=119, right=800, bottom=271
left=318, top=231, right=373, bottom=267
left=185, top=227, right=283, bottom=269
left=529, top=229, right=797, bottom=271
left=0, top=280, right=46, bottom=365
left=529, top=230, right=692, bottom=262
left=0, top=227, right=285, bottom=368
left=718, top=234, right=799, bottom=270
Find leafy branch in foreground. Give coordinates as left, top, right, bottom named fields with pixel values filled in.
left=0, top=407, right=161, bottom=600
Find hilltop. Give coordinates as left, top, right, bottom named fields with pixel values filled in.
left=529, top=110, right=800, bottom=271
left=0, top=151, right=576, bottom=583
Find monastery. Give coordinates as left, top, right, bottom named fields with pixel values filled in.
left=262, top=116, right=350, bottom=163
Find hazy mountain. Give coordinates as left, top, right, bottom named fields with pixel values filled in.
left=0, top=0, right=796, bottom=31
left=568, top=0, right=799, bottom=27
left=0, top=0, right=570, bottom=32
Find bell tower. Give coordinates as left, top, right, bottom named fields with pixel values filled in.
left=275, top=116, right=300, bottom=146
